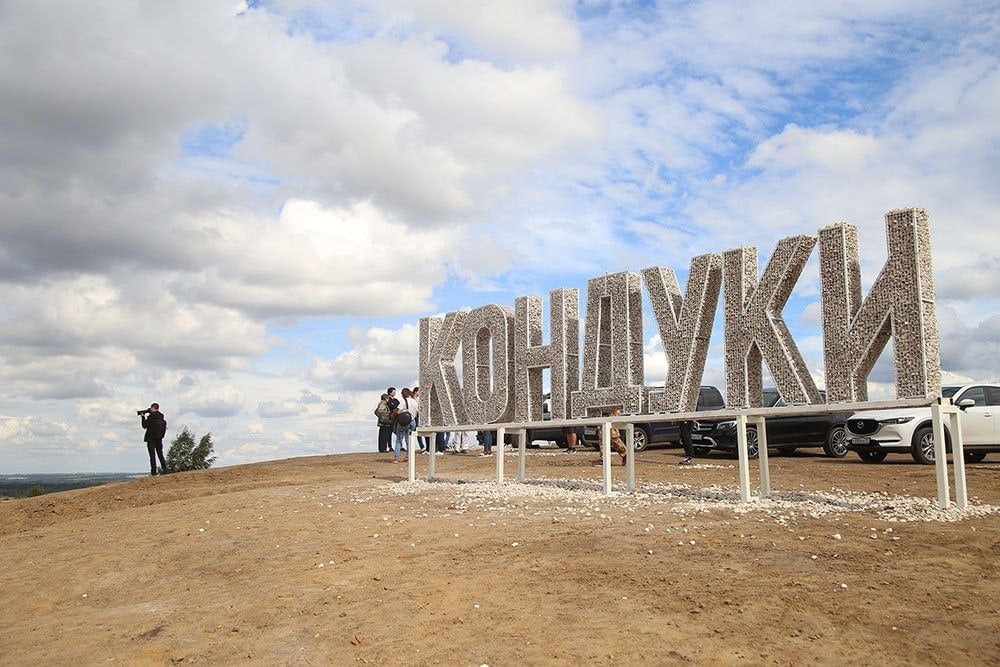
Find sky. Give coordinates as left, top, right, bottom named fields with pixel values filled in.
left=1, top=0, right=997, bottom=472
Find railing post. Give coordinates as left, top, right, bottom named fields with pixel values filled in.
left=949, top=405, right=968, bottom=509
left=496, top=427, right=505, bottom=485
left=601, top=421, right=612, bottom=495
left=735, top=414, right=751, bottom=503
left=931, top=402, right=950, bottom=509
left=751, top=416, right=771, bottom=497
left=427, top=430, right=436, bottom=480
left=517, top=430, right=526, bottom=483
left=625, top=423, right=635, bottom=492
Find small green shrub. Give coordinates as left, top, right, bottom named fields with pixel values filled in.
left=166, top=427, right=217, bottom=473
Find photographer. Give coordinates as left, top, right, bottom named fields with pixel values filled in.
left=139, top=403, right=168, bottom=476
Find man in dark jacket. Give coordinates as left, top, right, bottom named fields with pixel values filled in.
left=141, top=403, right=168, bottom=475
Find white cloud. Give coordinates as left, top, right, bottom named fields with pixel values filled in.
left=310, top=323, right=418, bottom=391
left=178, top=385, right=246, bottom=418
left=258, top=400, right=309, bottom=419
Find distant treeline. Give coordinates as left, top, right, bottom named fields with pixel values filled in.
left=0, top=473, right=142, bottom=499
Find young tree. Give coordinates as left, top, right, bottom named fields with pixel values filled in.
left=166, top=428, right=217, bottom=473
left=191, top=433, right=217, bottom=470
left=165, top=427, right=196, bottom=473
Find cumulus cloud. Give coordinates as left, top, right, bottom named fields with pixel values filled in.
left=258, top=400, right=309, bottom=419
left=310, top=323, right=418, bottom=392
left=178, top=385, right=245, bottom=418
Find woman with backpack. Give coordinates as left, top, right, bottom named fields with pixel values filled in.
left=392, top=388, right=416, bottom=463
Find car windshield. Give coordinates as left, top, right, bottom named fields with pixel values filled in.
left=762, top=390, right=781, bottom=408
left=941, top=386, right=962, bottom=398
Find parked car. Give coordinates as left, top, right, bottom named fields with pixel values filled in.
left=525, top=394, right=569, bottom=448
left=705, top=389, right=851, bottom=458
left=580, top=385, right=726, bottom=451
left=845, top=383, right=1000, bottom=464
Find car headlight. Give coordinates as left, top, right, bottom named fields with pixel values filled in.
left=717, top=420, right=736, bottom=431
left=877, top=416, right=914, bottom=425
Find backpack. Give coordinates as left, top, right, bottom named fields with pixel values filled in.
left=396, top=398, right=413, bottom=427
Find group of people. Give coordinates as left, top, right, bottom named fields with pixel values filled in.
left=373, top=387, right=503, bottom=462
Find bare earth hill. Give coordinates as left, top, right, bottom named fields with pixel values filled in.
left=1, top=450, right=998, bottom=665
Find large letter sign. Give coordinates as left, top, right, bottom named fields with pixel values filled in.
left=513, top=289, right=580, bottom=422
left=723, top=235, right=822, bottom=408
left=571, top=272, right=645, bottom=417
left=643, top=254, right=723, bottom=413
left=419, top=311, right=467, bottom=427
left=819, top=209, right=941, bottom=402
left=461, top=304, right=516, bottom=424
left=416, top=208, right=942, bottom=428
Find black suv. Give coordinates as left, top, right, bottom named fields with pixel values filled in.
left=525, top=394, right=571, bottom=447
left=704, top=389, right=850, bottom=458
left=581, top=386, right=726, bottom=451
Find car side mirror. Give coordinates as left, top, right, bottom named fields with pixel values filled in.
left=958, top=398, right=976, bottom=410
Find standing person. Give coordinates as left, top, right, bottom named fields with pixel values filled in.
left=679, top=420, right=695, bottom=465
left=562, top=425, right=583, bottom=453
left=435, top=430, right=451, bottom=454
left=411, top=387, right=429, bottom=453
left=392, top=388, right=415, bottom=463
left=374, top=393, right=392, bottom=453
left=596, top=408, right=628, bottom=465
left=386, top=387, right=399, bottom=413
left=480, top=429, right=494, bottom=457
left=139, top=403, right=168, bottom=476
left=452, top=431, right=471, bottom=454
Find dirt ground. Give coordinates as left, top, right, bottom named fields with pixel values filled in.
left=1, top=447, right=998, bottom=666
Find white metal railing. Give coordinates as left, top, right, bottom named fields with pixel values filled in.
left=413, top=396, right=969, bottom=510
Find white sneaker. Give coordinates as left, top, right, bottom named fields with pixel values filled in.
left=435, top=451, right=444, bottom=456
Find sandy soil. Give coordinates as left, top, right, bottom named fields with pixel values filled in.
left=1, top=448, right=998, bottom=666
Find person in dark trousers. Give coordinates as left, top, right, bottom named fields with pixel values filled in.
left=480, top=429, right=495, bottom=456
left=141, top=403, right=168, bottom=475
left=412, top=387, right=429, bottom=453
left=562, top=425, right=583, bottom=453
left=375, top=393, right=392, bottom=453
left=679, top=420, right=694, bottom=465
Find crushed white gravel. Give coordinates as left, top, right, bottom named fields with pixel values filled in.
left=350, top=476, right=998, bottom=524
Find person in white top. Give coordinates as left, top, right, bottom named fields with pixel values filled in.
left=392, top=388, right=416, bottom=463
left=411, top=387, right=429, bottom=453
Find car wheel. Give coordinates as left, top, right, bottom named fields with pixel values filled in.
left=964, top=450, right=988, bottom=464
left=858, top=450, right=888, bottom=463
left=910, top=426, right=937, bottom=465
left=823, top=425, right=849, bottom=458
left=632, top=427, right=649, bottom=452
left=778, top=446, right=796, bottom=456
left=693, top=445, right=712, bottom=456
left=740, top=427, right=759, bottom=459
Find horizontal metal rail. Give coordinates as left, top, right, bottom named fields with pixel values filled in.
left=414, top=396, right=937, bottom=435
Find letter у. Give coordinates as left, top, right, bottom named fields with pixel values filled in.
left=571, top=272, right=645, bottom=417
left=513, top=289, right=580, bottom=422
left=819, top=209, right=941, bottom=402
left=419, top=312, right=468, bottom=427
left=461, top=304, right=516, bottom=424
left=642, top=253, right=723, bottom=413
left=723, top=236, right=822, bottom=408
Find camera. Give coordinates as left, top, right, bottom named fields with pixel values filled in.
left=137, top=409, right=150, bottom=416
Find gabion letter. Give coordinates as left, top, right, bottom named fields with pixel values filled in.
left=571, top=272, right=645, bottom=417
left=724, top=236, right=822, bottom=408
left=819, top=209, right=941, bottom=402
left=643, top=253, right=723, bottom=413
left=461, top=304, right=516, bottom=424
left=513, top=289, right=580, bottom=421
left=419, top=311, right=468, bottom=427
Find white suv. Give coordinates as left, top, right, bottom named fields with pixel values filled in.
left=845, top=384, right=1000, bottom=464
